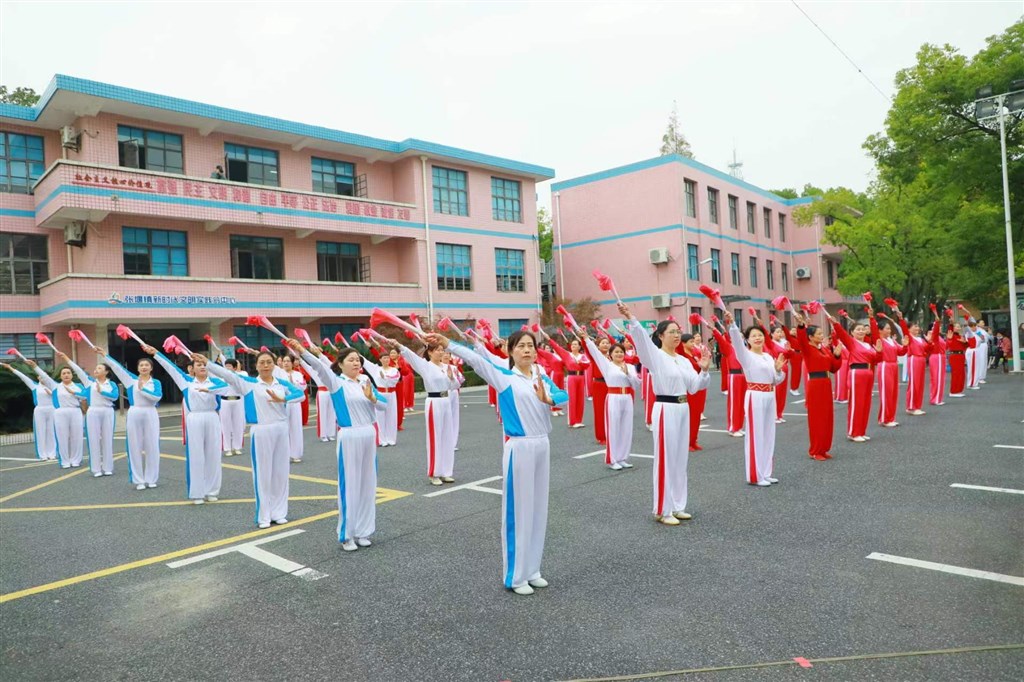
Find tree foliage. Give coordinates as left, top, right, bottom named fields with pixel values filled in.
left=537, top=206, right=553, bottom=262
left=659, top=101, right=695, bottom=158
left=0, top=86, right=40, bottom=106
left=540, top=296, right=600, bottom=332
left=795, top=20, right=1024, bottom=319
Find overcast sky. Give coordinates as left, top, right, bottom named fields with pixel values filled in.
left=2, top=1, right=1020, bottom=207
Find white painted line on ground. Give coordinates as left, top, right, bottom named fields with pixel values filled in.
left=993, top=445, right=1024, bottom=450
left=950, top=483, right=1024, bottom=495
left=0, top=457, right=43, bottom=462
left=166, top=529, right=327, bottom=581
left=794, top=399, right=806, bottom=404
left=781, top=413, right=808, bottom=417
left=423, top=475, right=503, bottom=497
left=866, top=552, right=1024, bottom=586
left=698, top=428, right=732, bottom=434
left=574, top=450, right=651, bottom=460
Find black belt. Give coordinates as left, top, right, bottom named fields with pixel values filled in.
left=222, top=396, right=241, bottom=401
left=809, top=371, right=830, bottom=379
left=427, top=391, right=448, bottom=398
left=655, top=394, right=688, bottom=404
left=949, top=351, right=964, bottom=355
left=594, top=377, right=605, bottom=383
left=850, top=363, right=870, bottom=370
left=566, top=370, right=584, bottom=376
left=729, top=369, right=743, bottom=375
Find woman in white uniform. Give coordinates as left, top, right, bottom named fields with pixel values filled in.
left=3, top=361, right=57, bottom=461
left=395, top=339, right=456, bottom=486
left=29, top=360, right=86, bottom=469
left=361, top=350, right=401, bottom=447
left=580, top=332, right=640, bottom=471
left=219, top=359, right=247, bottom=457
left=60, top=351, right=119, bottom=477
left=275, top=354, right=307, bottom=464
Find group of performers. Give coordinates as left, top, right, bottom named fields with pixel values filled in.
left=1, top=295, right=998, bottom=596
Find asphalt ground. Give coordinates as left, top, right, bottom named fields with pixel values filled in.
left=1, top=372, right=1022, bottom=681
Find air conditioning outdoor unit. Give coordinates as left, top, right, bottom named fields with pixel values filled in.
left=795, top=267, right=812, bottom=280
left=60, top=126, right=80, bottom=150
left=651, top=293, right=672, bottom=309
left=649, top=247, right=670, bottom=264
left=64, top=221, right=87, bottom=247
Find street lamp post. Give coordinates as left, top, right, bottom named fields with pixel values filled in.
left=974, top=81, right=1024, bottom=372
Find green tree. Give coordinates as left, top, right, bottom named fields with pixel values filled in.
left=769, top=188, right=799, bottom=199
left=0, top=86, right=40, bottom=106
left=659, top=101, right=695, bottom=158
left=537, top=206, right=553, bottom=262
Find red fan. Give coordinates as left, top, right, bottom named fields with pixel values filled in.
left=259, top=346, right=270, bottom=353
left=771, top=295, right=795, bottom=314
left=332, top=332, right=348, bottom=347
left=688, top=312, right=707, bottom=327
left=555, top=304, right=581, bottom=331
left=35, top=332, right=57, bottom=352
left=875, top=311, right=886, bottom=318
left=403, top=329, right=416, bottom=339
left=370, top=308, right=424, bottom=338
left=245, top=315, right=287, bottom=340
left=863, top=306, right=871, bottom=314
left=591, top=268, right=621, bottom=303
left=710, top=314, right=720, bottom=324
left=698, top=284, right=725, bottom=310
left=321, top=337, right=338, bottom=353
left=162, top=335, right=192, bottom=356
left=747, top=306, right=758, bottom=319
left=437, top=317, right=452, bottom=331
left=67, top=329, right=94, bottom=348
left=520, top=324, right=530, bottom=332
left=666, top=315, right=676, bottom=323
left=883, top=297, right=899, bottom=310
left=530, top=323, right=541, bottom=333
left=769, top=314, right=779, bottom=326
left=6, top=347, right=27, bottom=361
left=862, top=291, right=873, bottom=303
left=294, top=328, right=314, bottom=348
left=602, top=318, right=611, bottom=330
left=408, top=313, right=425, bottom=333
left=806, top=301, right=823, bottom=315
left=115, top=325, right=144, bottom=345
left=838, top=309, right=848, bottom=318
left=928, top=303, right=937, bottom=314
left=944, top=308, right=954, bottom=319
left=203, top=334, right=222, bottom=356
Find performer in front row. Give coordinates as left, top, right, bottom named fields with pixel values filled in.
left=423, top=330, right=567, bottom=595
left=619, top=303, right=711, bottom=526
left=794, top=313, right=843, bottom=460
left=580, top=331, right=640, bottom=470
left=3, top=361, right=57, bottom=461
left=724, top=312, right=787, bottom=486
left=28, top=359, right=85, bottom=468
left=220, top=358, right=248, bottom=457
left=61, top=351, right=119, bottom=477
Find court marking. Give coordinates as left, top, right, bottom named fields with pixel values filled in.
left=160, top=453, right=338, bottom=487
left=0, top=495, right=338, bottom=513
left=781, top=412, right=808, bottom=417
left=949, top=483, right=1024, bottom=495
left=573, top=450, right=652, bottom=460
left=0, top=460, right=113, bottom=504
left=167, top=528, right=328, bottom=581
left=0, top=461, right=54, bottom=472
left=0, top=457, right=41, bottom=462
left=993, top=445, right=1024, bottom=450
left=423, top=475, right=503, bottom=497
left=866, top=552, right=1024, bottom=586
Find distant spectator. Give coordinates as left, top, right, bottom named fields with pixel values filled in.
left=210, top=165, right=226, bottom=180
left=994, top=331, right=1012, bottom=373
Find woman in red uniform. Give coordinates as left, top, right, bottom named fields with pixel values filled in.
left=946, top=320, right=973, bottom=397
left=710, top=322, right=746, bottom=437
left=389, top=348, right=410, bottom=431
left=680, top=329, right=707, bottom=451
left=896, top=311, right=929, bottom=416
left=794, top=312, right=844, bottom=459
left=926, top=313, right=946, bottom=406
left=871, top=314, right=906, bottom=427
left=548, top=336, right=590, bottom=428
left=829, top=313, right=882, bottom=443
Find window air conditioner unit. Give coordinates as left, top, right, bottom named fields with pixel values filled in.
left=649, top=247, right=670, bottom=264
left=64, top=221, right=87, bottom=247
left=651, top=293, right=672, bottom=309
left=60, top=126, right=80, bottom=150
left=795, top=267, right=812, bottom=280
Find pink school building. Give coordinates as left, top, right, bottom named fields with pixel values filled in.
left=1, top=75, right=551, bottom=396
left=551, top=155, right=858, bottom=330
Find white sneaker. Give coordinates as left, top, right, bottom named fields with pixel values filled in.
left=93, top=472, right=102, bottom=478
left=224, top=451, right=233, bottom=458
left=790, top=389, right=800, bottom=396
left=273, top=518, right=288, bottom=525
left=103, top=471, right=113, bottom=476
left=356, top=537, right=372, bottom=547
left=328, top=436, right=335, bottom=441
left=863, top=435, right=871, bottom=441
left=512, top=584, right=535, bottom=595
left=192, top=499, right=205, bottom=505
left=430, top=477, right=443, bottom=486
left=258, top=522, right=271, bottom=529
left=949, top=393, right=964, bottom=397
left=146, top=483, right=157, bottom=489
left=135, top=484, right=146, bottom=491
left=980, top=380, right=986, bottom=384
left=775, top=418, right=784, bottom=424
left=756, top=480, right=772, bottom=487
left=620, top=461, right=634, bottom=469
left=61, top=464, right=71, bottom=469
left=853, top=436, right=867, bottom=443
left=205, top=495, right=218, bottom=502
left=290, top=458, right=302, bottom=463
left=730, top=431, right=745, bottom=438
left=341, top=540, right=358, bottom=552
left=528, top=577, right=549, bottom=588
left=320, top=437, right=329, bottom=443
left=233, top=449, right=243, bottom=456
left=609, top=463, right=623, bottom=470
left=767, top=477, right=779, bottom=484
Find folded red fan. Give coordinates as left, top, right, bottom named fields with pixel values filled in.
left=806, top=301, right=823, bottom=315
left=294, top=328, right=313, bottom=347
left=246, top=315, right=287, bottom=340
left=862, top=291, right=872, bottom=303
left=747, top=306, right=757, bottom=319
left=884, top=297, right=899, bottom=309
left=928, top=303, right=937, bottom=313
left=771, top=295, right=795, bottom=313
left=698, top=284, right=725, bottom=310
left=838, top=309, right=848, bottom=317
left=688, top=312, right=704, bottom=327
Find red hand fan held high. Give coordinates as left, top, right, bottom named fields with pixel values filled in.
left=698, top=284, right=726, bottom=310
left=591, top=268, right=622, bottom=304
left=245, top=315, right=288, bottom=340
left=6, top=347, right=27, bottom=361
left=369, top=308, right=424, bottom=338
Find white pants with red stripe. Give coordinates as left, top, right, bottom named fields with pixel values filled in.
left=250, top=421, right=289, bottom=526
left=604, top=394, right=634, bottom=465
left=743, top=391, right=776, bottom=485
left=316, top=389, right=336, bottom=439
left=286, top=402, right=304, bottom=461
left=220, top=399, right=245, bottom=452
left=424, top=397, right=454, bottom=478
left=185, top=410, right=223, bottom=499
left=376, top=394, right=398, bottom=446
left=502, top=434, right=550, bottom=589
left=928, top=354, right=945, bottom=405
left=336, top=424, right=377, bottom=542
left=86, top=405, right=116, bottom=475
left=449, top=389, right=461, bottom=449
left=651, top=401, right=691, bottom=516
left=965, top=348, right=978, bottom=388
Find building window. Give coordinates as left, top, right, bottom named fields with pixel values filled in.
left=0, top=132, right=45, bottom=194
left=763, top=208, right=772, bottom=238
left=710, top=249, right=721, bottom=284
left=230, top=235, right=283, bottom=280
left=311, top=157, right=355, bottom=196
left=122, top=227, right=188, bottom=277
left=728, top=195, right=738, bottom=229
left=232, top=325, right=287, bottom=354
left=320, top=323, right=362, bottom=345
left=491, top=178, right=522, bottom=222
left=495, top=248, right=525, bottom=292
left=730, top=252, right=741, bottom=286
left=687, top=244, right=699, bottom=280
left=432, top=166, right=468, bottom=216
left=437, top=243, right=471, bottom=291
left=707, top=188, right=719, bottom=224
left=827, top=261, right=835, bottom=288
left=749, top=256, right=758, bottom=287
left=117, top=125, right=183, bottom=174
left=684, top=179, right=696, bottom=218
left=746, top=202, right=756, bottom=234
left=224, top=143, right=279, bottom=186
left=0, top=233, right=48, bottom=294
left=733, top=308, right=744, bottom=329
left=316, top=241, right=362, bottom=282
left=498, top=319, right=528, bottom=338
left=1, top=332, right=53, bottom=368
left=781, top=262, right=789, bottom=292
left=779, top=213, right=787, bottom=242
left=689, top=306, right=703, bottom=334
left=766, top=259, right=775, bottom=290
left=824, top=215, right=835, bottom=226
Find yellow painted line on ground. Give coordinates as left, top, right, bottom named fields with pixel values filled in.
left=0, top=495, right=338, bottom=513
left=161, top=453, right=340, bottom=487
left=0, top=486, right=412, bottom=604
left=0, top=461, right=107, bottom=504
left=0, top=461, right=55, bottom=473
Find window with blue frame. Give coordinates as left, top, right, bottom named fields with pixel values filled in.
left=320, top=323, right=363, bottom=346
left=766, top=259, right=775, bottom=290
left=0, top=132, right=45, bottom=194
left=730, top=252, right=741, bottom=286
left=749, top=256, right=758, bottom=287
left=687, top=244, right=699, bottom=279
left=316, top=241, right=362, bottom=282
left=710, top=248, right=721, bottom=284
left=437, top=243, right=471, bottom=291
left=312, top=157, right=355, bottom=196
left=232, top=325, right=287, bottom=353
left=0, top=233, right=48, bottom=294
left=0, top=333, right=53, bottom=368
left=122, top=227, right=188, bottom=276
left=498, top=319, right=528, bottom=338
left=432, top=166, right=468, bottom=216
left=495, top=248, right=525, bottom=292
left=225, top=143, right=279, bottom=186
left=491, top=177, right=521, bottom=222
left=117, top=125, right=183, bottom=174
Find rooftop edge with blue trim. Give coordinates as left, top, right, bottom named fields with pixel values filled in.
left=0, top=75, right=555, bottom=180
left=551, top=154, right=819, bottom=206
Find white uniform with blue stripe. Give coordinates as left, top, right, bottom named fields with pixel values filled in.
left=67, top=359, right=120, bottom=476
left=207, top=361, right=304, bottom=526
left=302, top=350, right=383, bottom=543
left=33, top=367, right=87, bottom=468
left=106, top=356, right=163, bottom=486
left=9, top=366, right=56, bottom=460
left=154, top=352, right=231, bottom=500
left=361, top=356, right=400, bottom=447
left=449, top=344, right=568, bottom=591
